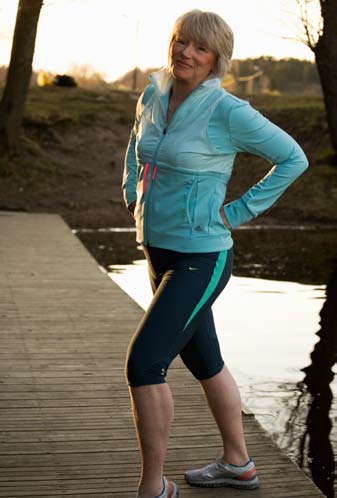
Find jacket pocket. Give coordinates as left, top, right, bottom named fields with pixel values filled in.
left=190, top=178, right=228, bottom=238
left=149, top=168, right=195, bottom=235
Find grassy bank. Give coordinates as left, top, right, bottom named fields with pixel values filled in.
left=0, top=86, right=336, bottom=228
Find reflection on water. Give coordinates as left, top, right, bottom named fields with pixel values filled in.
left=76, top=226, right=337, bottom=497
left=77, top=225, right=337, bottom=285
left=298, top=268, right=337, bottom=498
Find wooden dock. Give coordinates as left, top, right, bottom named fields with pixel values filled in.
left=0, top=211, right=326, bottom=498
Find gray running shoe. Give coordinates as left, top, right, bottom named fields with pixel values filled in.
left=184, top=458, right=259, bottom=490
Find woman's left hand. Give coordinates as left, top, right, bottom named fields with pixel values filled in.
left=219, top=206, right=231, bottom=230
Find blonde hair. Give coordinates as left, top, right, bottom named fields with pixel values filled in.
left=168, top=10, right=234, bottom=78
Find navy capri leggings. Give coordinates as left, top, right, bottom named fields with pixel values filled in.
left=126, top=245, right=233, bottom=387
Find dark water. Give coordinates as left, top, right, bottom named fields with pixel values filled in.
left=76, top=226, right=337, bottom=498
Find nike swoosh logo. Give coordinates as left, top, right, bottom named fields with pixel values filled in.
left=188, top=267, right=199, bottom=271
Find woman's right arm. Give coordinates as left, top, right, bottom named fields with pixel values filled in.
left=122, top=125, right=138, bottom=211
left=122, top=85, right=155, bottom=212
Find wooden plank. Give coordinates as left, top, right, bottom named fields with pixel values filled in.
left=0, top=212, right=326, bottom=498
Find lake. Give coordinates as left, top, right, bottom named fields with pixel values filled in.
left=76, top=225, right=337, bottom=498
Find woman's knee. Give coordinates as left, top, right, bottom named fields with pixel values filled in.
left=180, top=347, right=224, bottom=381
left=126, top=347, right=168, bottom=387
left=192, top=361, right=224, bottom=381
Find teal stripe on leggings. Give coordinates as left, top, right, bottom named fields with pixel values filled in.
left=183, top=250, right=228, bottom=331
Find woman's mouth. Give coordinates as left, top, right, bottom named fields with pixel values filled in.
left=175, top=60, right=192, bottom=69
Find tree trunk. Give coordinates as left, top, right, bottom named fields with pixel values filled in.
left=314, top=0, right=337, bottom=162
left=0, top=0, right=43, bottom=150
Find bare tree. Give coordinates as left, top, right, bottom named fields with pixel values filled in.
left=0, top=0, right=43, bottom=151
left=296, top=0, right=337, bottom=163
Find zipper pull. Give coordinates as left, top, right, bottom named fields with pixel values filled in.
left=163, top=128, right=166, bottom=134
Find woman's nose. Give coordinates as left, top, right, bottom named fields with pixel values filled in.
left=181, top=42, right=194, bottom=57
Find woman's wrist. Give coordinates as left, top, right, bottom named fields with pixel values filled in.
left=220, top=206, right=231, bottom=230
left=128, top=201, right=136, bottom=217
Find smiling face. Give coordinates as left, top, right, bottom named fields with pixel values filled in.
left=169, top=37, right=217, bottom=88
left=167, top=11, right=234, bottom=83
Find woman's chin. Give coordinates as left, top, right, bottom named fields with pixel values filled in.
left=171, top=69, right=190, bottom=82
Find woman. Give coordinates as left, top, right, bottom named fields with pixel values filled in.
left=122, top=10, right=308, bottom=498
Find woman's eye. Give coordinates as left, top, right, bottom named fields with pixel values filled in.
left=198, top=44, right=210, bottom=52
left=176, top=38, right=186, bottom=44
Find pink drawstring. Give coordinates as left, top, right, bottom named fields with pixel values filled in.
left=142, top=163, right=158, bottom=193
left=152, top=165, right=158, bottom=180
left=142, top=163, right=150, bottom=193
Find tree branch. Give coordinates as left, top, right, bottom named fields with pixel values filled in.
left=295, top=0, right=323, bottom=52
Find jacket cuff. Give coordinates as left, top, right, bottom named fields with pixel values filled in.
left=123, top=190, right=137, bottom=209
left=223, top=199, right=254, bottom=229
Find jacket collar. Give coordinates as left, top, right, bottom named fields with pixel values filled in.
left=149, top=67, right=221, bottom=97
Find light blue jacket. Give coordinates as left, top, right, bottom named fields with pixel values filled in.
left=122, top=69, right=308, bottom=252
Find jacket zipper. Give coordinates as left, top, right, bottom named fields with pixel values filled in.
left=142, top=100, right=187, bottom=244
left=143, top=130, right=166, bottom=244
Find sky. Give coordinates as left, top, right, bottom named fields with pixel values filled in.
left=0, top=0, right=319, bottom=83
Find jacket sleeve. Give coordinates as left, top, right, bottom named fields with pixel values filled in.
left=223, top=102, right=309, bottom=228
left=122, top=124, right=138, bottom=208
left=121, top=85, right=155, bottom=208
left=122, top=105, right=141, bottom=209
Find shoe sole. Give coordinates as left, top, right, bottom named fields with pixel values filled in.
left=184, top=475, right=259, bottom=490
